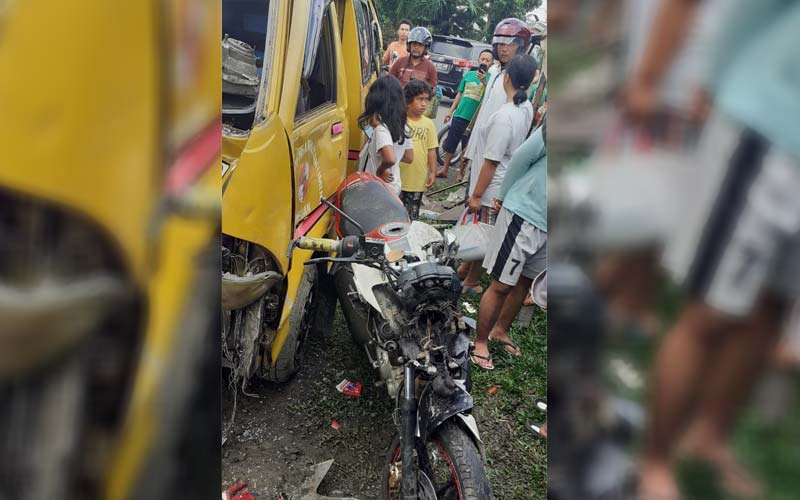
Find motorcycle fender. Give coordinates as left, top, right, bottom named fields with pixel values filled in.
left=351, top=263, right=384, bottom=311
left=417, top=382, right=474, bottom=444
left=453, top=413, right=486, bottom=461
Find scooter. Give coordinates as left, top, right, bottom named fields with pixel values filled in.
left=288, top=172, right=492, bottom=499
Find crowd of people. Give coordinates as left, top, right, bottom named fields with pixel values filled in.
left=359, top=17, right=548, bottom=370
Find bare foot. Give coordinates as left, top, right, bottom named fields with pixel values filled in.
left=678, top=439, right=761, bottom=499
left=638, top=461, right=682, bottom=500
left=489, top=328, right=521, bottom=356
left=436, top=169, right=448, bottom=178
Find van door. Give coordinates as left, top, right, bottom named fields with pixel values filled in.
left=340, top=0, right=382, bottom=172
left=285, top=0, right=348, bottom=226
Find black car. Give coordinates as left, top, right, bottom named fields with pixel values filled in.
left=428, top=35, right=492, bottom=99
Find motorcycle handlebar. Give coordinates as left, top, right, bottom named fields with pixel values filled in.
left=294, top=236, right=341, bottom=253
left=289, top=235, right=360, bottom=258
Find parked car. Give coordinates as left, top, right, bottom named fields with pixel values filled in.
left=428, top=35, right=492, bottom=99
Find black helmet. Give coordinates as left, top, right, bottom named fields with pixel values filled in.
left=406, top=26, right=432, bottom=54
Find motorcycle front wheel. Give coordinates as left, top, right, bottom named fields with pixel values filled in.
left=381, top=421, right=492, bottom=500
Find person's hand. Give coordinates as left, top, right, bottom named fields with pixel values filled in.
left=426, top=172, right=436, bottom=189
left=466, top=194, right=482, bottom=213
left=477, top=70, right=487, bottom=84
left=444, top=112, right=452, bottom=124
left=380, top=170, right=394, bottom=184
left=493, top=198, right=503, bottom=212
left=690, top=87, right=712, bottom=124
left=621, top=80, right=659, bottom=122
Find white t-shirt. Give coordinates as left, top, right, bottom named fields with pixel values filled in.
left=464, top=63, right=508, bottom=163
left=469, top=101, right=533, bottom=206
left=362, top=123, right=413, bottom=194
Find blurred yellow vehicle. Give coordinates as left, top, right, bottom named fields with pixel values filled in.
left=0, top=1, right=221, bottom=499
left=221, top=0, right=382, bottom=384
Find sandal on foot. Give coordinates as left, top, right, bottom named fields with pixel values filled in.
left=470, top=353, right=494, bottom=370
left=462, top=284, right=483, bottom=296
left=489, top=336, right=521, bottom=357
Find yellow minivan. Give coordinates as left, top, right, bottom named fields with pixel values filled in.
left=221, top=0, right=382, bottom=384
left=0, top=0, right=221, bottom=499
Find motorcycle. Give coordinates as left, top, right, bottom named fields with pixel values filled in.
left=288, top=173, right=492, bottom=499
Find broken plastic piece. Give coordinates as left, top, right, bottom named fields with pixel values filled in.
left=331, top=419, right=341, bottom=430
left=336, top=379, right=363, bottom=397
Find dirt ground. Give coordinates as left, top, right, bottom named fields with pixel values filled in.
left=222, top=309, right=396, bottom=499
left=222, top=300, right=547, bottom=499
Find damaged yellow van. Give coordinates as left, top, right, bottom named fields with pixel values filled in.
left=221, top=0, right=382, bottom=384
left=0, top=0, right=220, bottom=499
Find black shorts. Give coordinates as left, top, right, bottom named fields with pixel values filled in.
left=442, top=116, right=470, bottom=154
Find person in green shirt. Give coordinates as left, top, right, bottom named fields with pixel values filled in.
left=437, top=49, right=494, bottom=179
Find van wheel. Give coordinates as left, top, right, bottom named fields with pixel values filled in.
left=266, top=267, right=316, bottom=382
left=309, top=264, right=337, bottom=337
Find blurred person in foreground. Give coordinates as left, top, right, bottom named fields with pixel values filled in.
left=458, top=18, right=533, bottom=294
left=624, top=0, right=800, bottom=498
left=472, top=122, right=546, bottom=370
left=382, top=19, right=411, bottom=67
left=592, top=0, right=722, bottom=337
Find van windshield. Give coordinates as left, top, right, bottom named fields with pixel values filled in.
left=223, top=0, right=270, bottom=131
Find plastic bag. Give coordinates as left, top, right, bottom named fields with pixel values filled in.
left=453, top=209, right=493, bottom=261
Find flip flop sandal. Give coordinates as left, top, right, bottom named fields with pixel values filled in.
left=461, top=284, right=483, bottom=296
left=489, top=337, right=521, bottom=357
left=470, top=353, right=494, bottom=370
left=528, top=421, right=546, bottom=438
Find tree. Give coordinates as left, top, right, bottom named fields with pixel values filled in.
left=374, top=0, right=535, bottom=44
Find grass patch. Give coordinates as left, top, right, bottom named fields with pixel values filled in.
left=462, top=283, right=548, bottom=499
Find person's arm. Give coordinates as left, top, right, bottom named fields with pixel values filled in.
left=445, top=93, right=462, bottom=123
left=429, top=64, right=438, bottom=90
left=382, top=42, right=394, bottom=65
left=426, top=148, right=438, bottom=189
left=498, top=131, right=543, bottom=202
left=468, top=113, right=510, bottom=211
left=388, top=57, right=401, bottom=78
left=467, top=159, right=500, bottom=212
left=624, top=0, right=701, bottom=119
left=426, top=121, right=439, bottom=188
left=376, top=144, right=396, bottom=181
left=401, top=148, right=414, bottom=164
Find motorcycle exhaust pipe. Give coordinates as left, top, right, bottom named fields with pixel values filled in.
left=400, top=365, right=418, bottom=499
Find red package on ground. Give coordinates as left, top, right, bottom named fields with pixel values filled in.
left=336, top=379, right=363, bottom=397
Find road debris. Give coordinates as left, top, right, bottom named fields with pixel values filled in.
left=335, top=379, right=362, bottom=397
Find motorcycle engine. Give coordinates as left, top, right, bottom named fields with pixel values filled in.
left=394, top=262, right=461, bottom=310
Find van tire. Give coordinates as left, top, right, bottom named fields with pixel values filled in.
left=266, top=267, right=316, bottom=383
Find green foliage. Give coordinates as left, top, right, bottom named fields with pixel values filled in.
left=373, top=0, right=538, bottom=45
